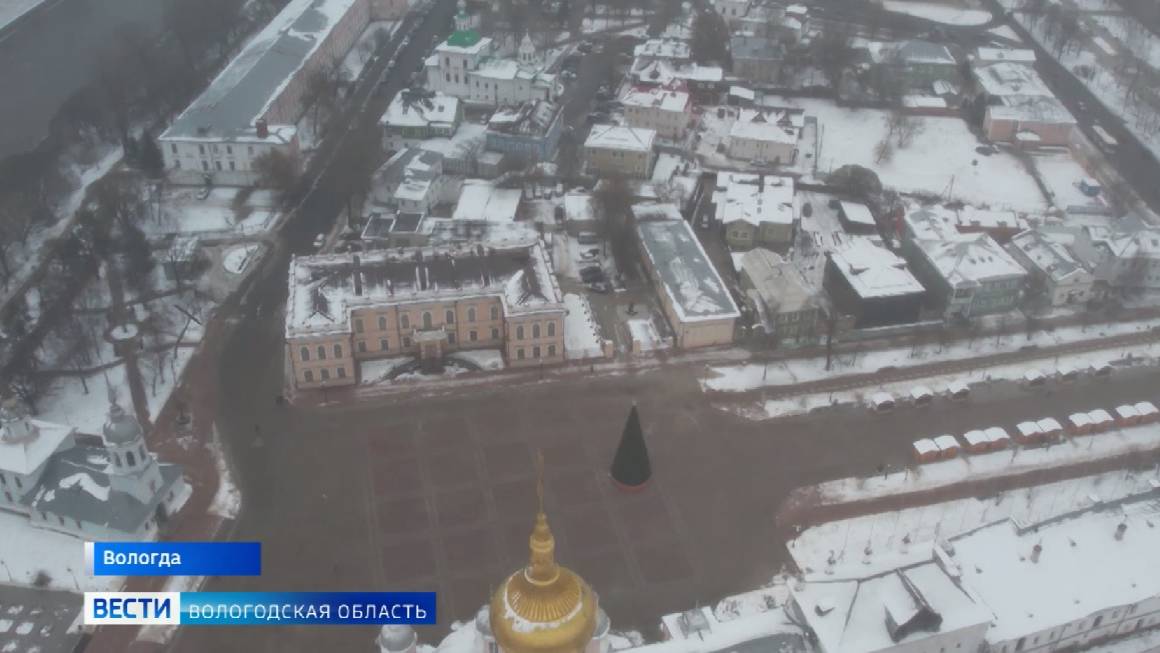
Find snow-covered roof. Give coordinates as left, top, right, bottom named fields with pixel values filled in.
left=1006, top=229, right=1089, bottom=283
left=989, top=95, right=1076, bottom=125
left=728, top=109, right=802, bottom=145
left=948, top=499, right=1160, bottom=644
left=285, top=240, right=562, bottom=337
left=632, top=60, right=724, bottom=86
left=419, top=122, right=487, bottom=161
left=973, top=60, right=1053, bottom=98
left=839, top=201, right=875, bottom=227
left=633, top=202, right=684, bottom=222
left=161, top=0, right=360, bottom=142
left=371, top=148, right=443, bottom=206
left=452, top=181, right=522, bottom=223
left=621, top=87, right=690, bottom=113
left=873, top=39, right=956, bottom=66
left=791, top=561, right=992, bottom=653
left=913, top=439, right=939, bottom=456
left=932, top=435, right=959, bottom=451
left=739, top=248, right=817, bottom=315
left=1079, top=219, right=1160, bottom=261
left=913, top=233, right=1028, bottom=289
left=584, top=125, right=656, bottom=153
left=636, top=219, right=741, bottom=323
left=829, top=238, right=925, bottom=299
left=974, top=47, right=1036, bottom=64
left=0, top=419, right=74, bottom=476
left=714, top=172, right=795, bottom=227
left=563, top=192, right=594, bottom=223
left=381, top=92, right=460, bottom=129
left=633, top=38, right=691, bottom=61
left=486, top=99, right=560, bottom=137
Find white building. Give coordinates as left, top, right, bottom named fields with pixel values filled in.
left=0, top=397, right=187, bottom=541
left=379, top=91, right=462, bottom=152
left=621, top=87, right=692, bottom=140
left=1071, top=217, right=1160, bottom=295
left=1006, top=229, right=1094, bottom=306
left=160, top=0, right=398, bottom=185
left=584, top=125, right=657, bottom=178
left=727, top=108, right=802, bottom=165
left=713, top=172, right=796, bottom=250
left=633, top=38, right=691, bottom=66
left=369, top=148, right=457, bottom=215
left=424, top=22, right=556, bottom=107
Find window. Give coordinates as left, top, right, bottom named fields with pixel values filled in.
left=305, top=370, right=314, bottom=382
left=139, top=445, right=146, bottom=459
left=358, top=341, right=367, bottom=353
left=403, top=336, right=412, bottom=348
left=517, top=325, right=525, bottom=340
left=127, top=451, right=137, bottom=467
left=300, top=347, right=310, bottom=361
left=248, top=146, right=254, bottom=155
left=226, top=146, right=233, bottom=155
left=378, top=316, right=387, bottom=330
left=446, top=309, right=455, bottom=324
left=198, top=144, right=205, bottom=154
left=1093, top=616, right=1103, bottom=628
left=14, top=477, right=20, bottom=489
left=445, top=73, right=451, bottom=82
left=468, top=307, right=476, bottom=322
left=533, top=323, right=541, bottom=338
left=355, top=318, right=364, bottom=333
left=401, top=314, right=410, bottom=329
left=470, top=330, right=478, bottom=342
left=171, top=144, right=178, bottom=154
left=380, top=338, right=389, bottom=351
left=175, top=160, right=181, bottom=169
left=448, top=332, right=456, bottom=344
left=3, top=492, right=10, bottom=503
left=533, top=346, right=541, bottom=358
left=491, top=306, right=499, bottom=320
left=215, top=160, right=222, bottom=171
left=333, top=344, right=343, bottom=358
left=517, top=348, right=525, bottom=360
left=491, top=328, right=500, bottom=340
left=337, top=367, right=346, bottom=379
left=1016, top=637, right=1026, bottom=652
left=0, top=474, right=5, bottom=486
left=317, top=345, right=327, bottom=360
left=202, top=161, right=209, bottom=172
left=321, top=368, right=330, bottom=381
left=445, top=56, right=450, bottom=66
left=547, top=322, right=555, bottom=337
left=548, top=344, right=556, bottom=357
left=423, top=312, right=433, bottom=329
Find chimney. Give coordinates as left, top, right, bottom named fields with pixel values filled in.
left=256, top=118, right=269, bottom=139
left=352, top=255, right=363, bottom=296
left=1030, top=543, right=1041, bottom=563
left=1116, top=522, right=1128, bottom=541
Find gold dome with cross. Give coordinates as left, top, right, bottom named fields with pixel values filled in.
left=488, top=454, right=598, bottom=653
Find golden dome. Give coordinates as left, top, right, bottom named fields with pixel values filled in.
left=488, top=460, right=597, bottom=653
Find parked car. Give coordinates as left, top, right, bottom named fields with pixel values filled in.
left=580, top=248, right=601, bottom=260
left=586, top=281, right=612, bottom=293
left=313, top=233, right=326, bottom=250
left=577, top=231, right=601, bottom=245
left=196, top=185, right=213, bottom=200
left=577, top=42, right=593, bottom=54
left=580, top=266, right=605, bottom=283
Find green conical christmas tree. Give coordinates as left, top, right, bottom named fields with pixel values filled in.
left=610, top=403, right=651, bottom=491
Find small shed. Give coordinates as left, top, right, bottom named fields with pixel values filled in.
left=1134, top=401, right=1159, bottom=424
left=1036, top=417, right=1063, bottom=441
left=1067, top=412, right=1092, bottom=435
left=933, top=434, right=960, bottom=458
left=963, top=429, right=989, bottom=454
left=870, top=392, right=896, bottom=413
left=912, top=438, right=940, bottom=463
left=1090, top=361, right=1113, bottom=377
left=1087, top=409, right=1114, bottom=432
left=1015, top=421, right=1042, bottom=445
left=1023, top=369, right=1047, bottom=386
left=946, top=381, right=970, bottom=401
left=1114, top=404, right=1140, bottom=427
left=910, top=385, right=934, bottom=407
left=1056, top=364, right=1078, bottom=382
left=985, top=426, right=1011, bottom=450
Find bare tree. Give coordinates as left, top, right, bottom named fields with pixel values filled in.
left=690, top=10, right=730, bottom=65
left=252, top=150, right=302, bottom=204
left=812, top=27, right=856, bottom=91
left=874, top=138, right=894, bottom=164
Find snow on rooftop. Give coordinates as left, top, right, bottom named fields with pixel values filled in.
left=973, top=60, right=1053, bottom=98
left=381, top=92, right=460, bottom=129
left=633, top=38, right=690, bottom=61
left=452, top=181, right=522, bottom=222
left=584, top=125, right=656, bottom=153
left=0, top=420, right=74, bottom=476
left=838, top=201, right=875, bottom=226
left=915, top=233, right=1027, bottom=287
left=714, top=173, right=795, bottom=226
left=162, top=0, right=360, bottom=142
left=829, top=238, right=925, bottom=299
left=974, top=47, right=1036, bottom=63
left=621, top=87, right=690, bottom=113
left=636, top=220, right=740, bottom=323
left=728, top=108, right=801, bottom=145
left=1007, top=229, right=1087, bottom=283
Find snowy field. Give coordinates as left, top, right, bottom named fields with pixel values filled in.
left=880, top=0, right=991, bottom=26
left=564, top=293, right=604, bottom=360
left=1090, top=14, right=1160, bottom=70
left=778, top=98, right=1047, bottom=211
left=702, top=315, right=1160, bottom=393
left=740, top=342, right=1155, bottom=421
left=790, top=466, right=1159, bottom=579
left=1030, top=151, right=1106, bottom=212
left=0, top=511, right=121, bottom=592
left=147, top=187, right=279, bottom=236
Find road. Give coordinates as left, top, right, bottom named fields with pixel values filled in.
left=0, top=0, right=169, bottom=158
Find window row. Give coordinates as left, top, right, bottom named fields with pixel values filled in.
left=180, top=143, right=255, bottom=157
left=303, top=367, right=347, bottom=383
left=300, top=344, right=344, bottom=361
left=515, top=344, right=556, bottom=360
left=514, top=321, right=557, bottom=340
left=0, top=473, right=23, bottom=490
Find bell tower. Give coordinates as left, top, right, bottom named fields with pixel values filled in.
left=102, top=391, right=164, bottom=505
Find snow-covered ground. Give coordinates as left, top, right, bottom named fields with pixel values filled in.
left=564, top=293, right=603, bottom=360
left=1030, top=151, right=1106, bottom=212
left=741, top=341, right=1154, bottom=420
left=789, top=466, right=1159, bottom=579
left=146, top=187, right=279, bottom=236
left=702, top=314, right=1160, bottom=393
left=450, top=348, right=504, bottom=370
left=0, top=510, right=121, bottom=592
left=627, top=318, right=666, bottom=353
left=775, top=98, right=1047, bottom=211
left=222, top=244, right=261, bottom=275
left=1089, top=14, right=1160, bottom=70
left=359, top=357, right=414, bottom=384
left=881, top=0, right=992, bottom=26
left=207, top=428, right=240, bottom=520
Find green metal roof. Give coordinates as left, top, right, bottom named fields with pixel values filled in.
left=446, top=28, right=481, bottom=47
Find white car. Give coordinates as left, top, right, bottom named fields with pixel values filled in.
left=313, top=233, right=326, bottom=250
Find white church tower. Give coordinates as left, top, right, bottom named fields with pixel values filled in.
left=454, top=0, right=478, bottom=32
left=102, top=397, right=165, bottom=506
left=518, top=33, right=539, bottom=66
left=377, top=625, right=418, bottom=653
